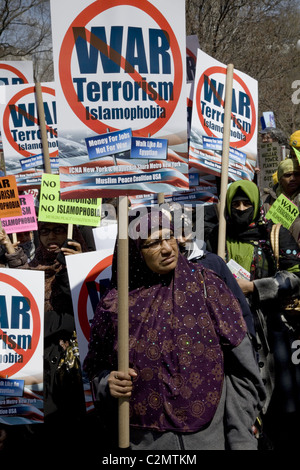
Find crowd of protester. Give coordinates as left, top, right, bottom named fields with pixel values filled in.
left=1, top=128, right=300, bottom=452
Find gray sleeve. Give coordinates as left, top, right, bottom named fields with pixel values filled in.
left=91, top=370, right=110, bottom=402
left=253, top=270, right=300, bottom=303
left=224, top=335, right=266, bottom=450
left=5, top=246, right=28, bottom=268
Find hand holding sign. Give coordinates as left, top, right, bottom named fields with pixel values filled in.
left=0, top=228, right=18, bottom=255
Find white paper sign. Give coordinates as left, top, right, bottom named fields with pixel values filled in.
left=0, top=268, right=44, bottom=424
left=66, top=226, right=116, bottom=363
left=189, top=49, right=258, bottom=182
left=50, top=0, right=189, bottom=197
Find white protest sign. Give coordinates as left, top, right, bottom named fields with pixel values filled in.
left=189, top=49, right=258, bottom=182
left=50, top=0, right=188, bottom=198
left=66, top=226, right=116, bottom=411
left=0, top=268, right=44, bottom=425
left=66, top=225, right=116, bottom=362
left=0, top=61, right=34, bottom=165
left=0, top=82, right=58, bottom=189
left=0, top=61, right=34, bottom=86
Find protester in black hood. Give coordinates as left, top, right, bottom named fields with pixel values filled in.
left=206, top=179, right=300, bottom=450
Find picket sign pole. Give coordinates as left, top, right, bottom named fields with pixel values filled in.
left=67, top=224, right=73, bottom=239
left=217, top=64, right=234, bottom=260
left=157, top=192, right=165, bottom=204
left=36, top=83, right=75, bottom=237
left=35, top=82, right=52, bottom=175
left=4, top=84, right=52, bottom=246
left=0, top=155, right=6, bottom=246
left=117, top=195, right=130, bottom=448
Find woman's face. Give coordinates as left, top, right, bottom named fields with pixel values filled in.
left=39, top=223, right=67, bottom=253
left=231, top=199, right=253, bottom=211
left=141, top=228, right=179, bottom=274
left=280, top=171, right=300, bottom=197
left=17, top=231, right=33, bottom=244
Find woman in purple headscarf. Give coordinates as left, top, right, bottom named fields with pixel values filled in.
left=84, top=210, right=265, bottom=450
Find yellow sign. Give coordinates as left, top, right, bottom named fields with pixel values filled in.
left=38, top=174, right=101, bottom=226
left=293, top=146, right=300, bottom=165
left=265, top=193, right=299, bottom=229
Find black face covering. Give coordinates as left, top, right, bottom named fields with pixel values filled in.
left=230, top=206, right=254, bottom=232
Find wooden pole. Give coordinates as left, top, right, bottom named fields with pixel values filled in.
left=117, top=195, right=130, bottom=448
left=157, top=193, right=164, bottom=204
left=67, top=224, right=73, bottom=239
left=35, top=82, right=52, bottom=175
left=217, top=64, right=234, bottom=260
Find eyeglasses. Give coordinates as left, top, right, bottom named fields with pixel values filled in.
left=141, top=235, right=176, bottom=251
left=39, top=226, right=67, bottom=236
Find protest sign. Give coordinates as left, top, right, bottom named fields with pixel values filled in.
left=128, top=185, right=218, bottom=209
left=83, top=129, right=170, bottom=192
left=261, top=111, right=276, bottom=130
left=67, top=227, right=116, bottom=360
left=186, top=35, right=199, bottom=138
left=0, top=61, right=34, bottom=176
left=265, top=193, right=299, bottom=229
left=1, top=194, right=37, bottom=234
left=257, top=141, right=281, bottom=191
left=85, top=128, right=132, bottom=160
left=0, top=61, right=33, bottom=86
left=293, top=146, right=300, bottom=165
left=0, top=268, right=44, bottom=425
left=38, top=173, right=101, bottom=226
left=186, top=35, right=198, bottom=85
left=50, top=0, right=188, bottom=198
left=0, top=175, right=22, bottom=218
left=131, top=136, right=168, bottom=160
left=66, top=226, right=116, bottom=412
left=0, top=82, right=58, bottom=189
left=189, top=49, right=258, bottom=182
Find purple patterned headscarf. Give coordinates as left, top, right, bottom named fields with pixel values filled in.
left=84, top=210, right=247, bottom=432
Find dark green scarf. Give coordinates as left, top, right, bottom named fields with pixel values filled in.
left=226, top=180, right=261, bottom=272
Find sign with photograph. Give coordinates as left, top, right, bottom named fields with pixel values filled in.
left=189, top=49, right=258, bottom=182
left=50, top=0, right=189, bottom=197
